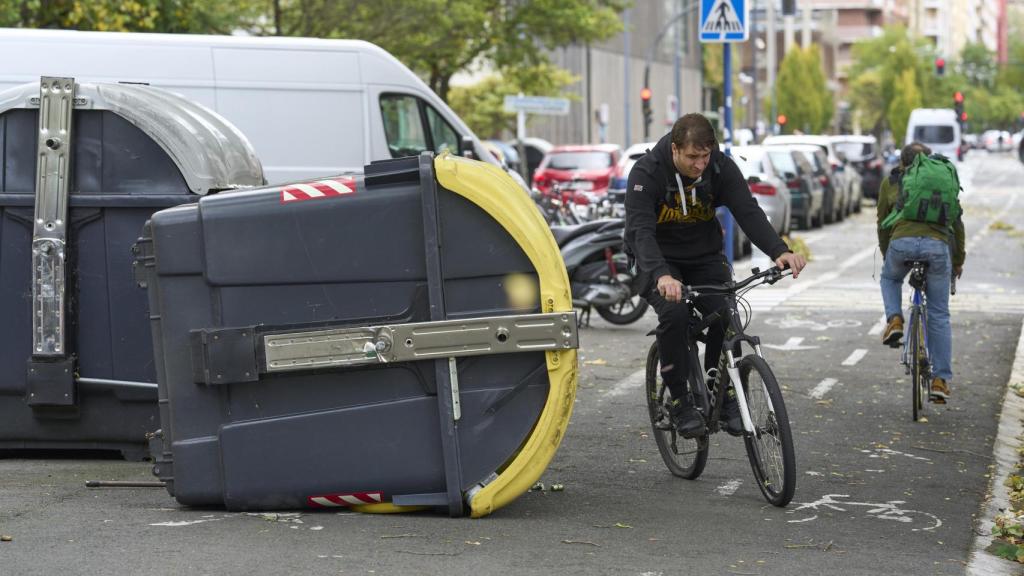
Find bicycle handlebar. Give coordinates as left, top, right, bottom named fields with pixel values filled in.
left=685, top=265, right=791, bottom=298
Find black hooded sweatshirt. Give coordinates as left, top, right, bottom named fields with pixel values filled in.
left=623, top=132, right=790, bottom=282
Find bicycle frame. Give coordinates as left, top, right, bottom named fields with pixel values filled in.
left=685, top=269, right=782, bottom=436
left=900, top=264, right=930, bottom=373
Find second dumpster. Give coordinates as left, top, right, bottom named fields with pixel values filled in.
left=137, top=152, right=578, bottom=517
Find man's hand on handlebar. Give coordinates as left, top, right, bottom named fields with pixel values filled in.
left=657, top=274, right=684, bottom=303
left=775, top=251, right=807, bottom=279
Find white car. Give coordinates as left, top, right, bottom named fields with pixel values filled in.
left=730, top=146, right=793, bottom=236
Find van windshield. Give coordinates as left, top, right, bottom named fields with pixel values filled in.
left=913, top=125, right=955, bottom=144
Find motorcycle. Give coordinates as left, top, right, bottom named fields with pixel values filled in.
left=551, top=218, right=649, bottom=326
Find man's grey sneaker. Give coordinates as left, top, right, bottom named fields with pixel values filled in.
left=669, top=397, right=705, bottom=439
left=882, top=314, right=904, bottom=348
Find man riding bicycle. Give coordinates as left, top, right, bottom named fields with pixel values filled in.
left=877, top=142, right=966, bottom=402
left=624, top=114, right=806, bottom=438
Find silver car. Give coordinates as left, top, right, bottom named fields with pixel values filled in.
left=730, top=145, right=793, bottom=237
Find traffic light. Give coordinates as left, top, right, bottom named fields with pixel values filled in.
left=953, top=91, right=965, bottom=124
left=935, top=57, right=945, bottom=76
left=777, top=114, right=787, bottom=129
left=640, top=86, right=652, bottom=138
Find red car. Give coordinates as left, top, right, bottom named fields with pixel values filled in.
left=532, top=144, right=621, bottom=197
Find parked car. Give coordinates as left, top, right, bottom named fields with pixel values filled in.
left=509, top=137, right=553, bottom=184
left=830, top=135, right=880, bottom=203
left=762, top=146, right=824, bottom=230
left=532, top=144, right=621, bottom=197
left=982, top=129, right=1014, bottom=153
left=762, top=134, right=860, bottom=219
left=730, top=146, right=793, bottom=237
left=484, top=139, right=522, bottom=174
left=607, top=141, right=657, bottom=209
left=788, top=145, right=844, bottom=223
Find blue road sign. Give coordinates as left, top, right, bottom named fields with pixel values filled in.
left=700, top=0, right=749, bottom=43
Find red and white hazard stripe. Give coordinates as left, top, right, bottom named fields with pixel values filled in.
left=280, top=177, right=356, bottom=204
left=306, top=491, right=383, bottom=508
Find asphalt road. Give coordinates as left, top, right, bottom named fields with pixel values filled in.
left=1, top=152, right=1022, bottom=576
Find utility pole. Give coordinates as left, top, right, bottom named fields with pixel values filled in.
left=751, top=0, right=758, bottom=136
left=783, top=0, right=795, bottom=55
left=767, top=0, right=777, bottom=136
left=624, top=8, right=632, bottom=147
left=801, top=0, right=812, bottom=48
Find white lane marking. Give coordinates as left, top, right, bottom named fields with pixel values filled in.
left=715, top=479, right=743, bottom=496
left=149, top=519, right=221, bottom=527
left=841, top=349, right=868, bottom=366
left=868, top=315, right=886, bottom=336
left=809, top=378, right=838, bottom=399
left=762, top=336, right=820, bottom=351
left=603, top=369, right=646, bottom=398
left=861, top=448, right=930, bottom=462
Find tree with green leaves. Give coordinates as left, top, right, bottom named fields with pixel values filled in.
left=0, top=0, right=266, bottom=33
left=273, top=0, right=626, bottom=103
left=846, top=26, right=937, bottom=135
left=887, top=68, right=920, bottom=144
left=775, top=46, right=832, bottom=134
left=448, top=63, right=578, bottom=138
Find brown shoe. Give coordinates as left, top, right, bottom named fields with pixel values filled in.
left=930, top=377, right=950, bottom=404
left=882, top=315, right=904, bottom=347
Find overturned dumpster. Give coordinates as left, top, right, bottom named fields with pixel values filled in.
left=137, top=153, right=578, bottom=516
left=0, top=77, right=264, bottom=458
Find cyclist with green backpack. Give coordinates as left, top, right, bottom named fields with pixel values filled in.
left=877, top=142, right=966, bottom=402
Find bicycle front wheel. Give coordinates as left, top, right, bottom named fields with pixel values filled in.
left=909, top=308, right=926, bottom=422
left=645, top=341, right=708, bottom=479
left=738, top=355, right=796, bottom=507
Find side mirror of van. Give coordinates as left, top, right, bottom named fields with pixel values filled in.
left=461, top=136, right=476, bottom=160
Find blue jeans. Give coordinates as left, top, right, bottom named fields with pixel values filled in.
left=880, top=237, right=953, bottom=381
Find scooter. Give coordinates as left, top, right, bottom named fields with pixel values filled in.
left=550, top=218, right=649, bottom=326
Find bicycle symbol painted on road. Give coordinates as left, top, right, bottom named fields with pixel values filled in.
left=787, top=493, right=942, bottom=532
left=764, top=318, right=862, bottom=331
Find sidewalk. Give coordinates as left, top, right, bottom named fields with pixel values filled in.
left=968, top=316, right=1024, bottom=575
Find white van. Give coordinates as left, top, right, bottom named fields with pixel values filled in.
left=0, top=28, right=496, bottom=184
left=905, top=108, right=961, bottom=160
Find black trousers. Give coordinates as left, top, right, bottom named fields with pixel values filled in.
left=642, top=256, right=733, bottom=401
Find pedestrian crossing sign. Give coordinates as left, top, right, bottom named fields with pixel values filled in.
left=700, top=0, right=749, bottom=43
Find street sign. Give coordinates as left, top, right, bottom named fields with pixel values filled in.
left=699, top=0, right=749, bottom=43
left=503, top=95, right=570, bottom=116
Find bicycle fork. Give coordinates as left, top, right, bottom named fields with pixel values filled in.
left=723, top=349, right=757, bottom=435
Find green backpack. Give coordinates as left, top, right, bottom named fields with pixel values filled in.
left=881, top=153, right=961, bottom=230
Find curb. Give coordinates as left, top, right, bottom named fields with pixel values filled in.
left=967, top=316, right=1024, bottom=575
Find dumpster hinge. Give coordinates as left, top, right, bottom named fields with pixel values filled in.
left=30, top=76, right=76, bottom=359
left=190, top=327, right=260, bottom=386
left=131, top=233, right=155, bottom=289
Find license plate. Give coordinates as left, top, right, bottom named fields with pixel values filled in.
left=568, top=180, right=593, bottom=191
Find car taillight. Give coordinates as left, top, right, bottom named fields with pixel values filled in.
left=750, top=183, right=777, bottom=196
left=786, top=179, right=801, bottom=190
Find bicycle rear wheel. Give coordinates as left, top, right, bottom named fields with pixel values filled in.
left=645, top=341, right=708, bottom=479
left=738, top=355, right=796, bottom=507
left=910, top=308, right=926, bottom=422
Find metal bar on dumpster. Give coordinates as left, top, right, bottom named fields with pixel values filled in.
left=262, top=311, right=579, bottom=373
left=30, top=77, right=75, bottom=357
left=419, top=151, right=464, bottom=518
left=76, top=378, right=159, bottom=391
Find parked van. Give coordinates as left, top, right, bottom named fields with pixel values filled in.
left=0, top=28, right=496, bottom=184
left=905, top=108, right=961, bottom=160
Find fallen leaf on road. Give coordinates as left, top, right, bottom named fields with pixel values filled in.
left=562, top=540, right=600, bottom=547
left=614, top=522, right=633, bottom=529
left=1, top=535, right=12, bottom=542
left=584, top=359, right=608, bottom=366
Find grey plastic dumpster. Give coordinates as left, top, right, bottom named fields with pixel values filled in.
left=137, top=152, right=578, bottom=516
left=0, top=78, right=263, bottom=458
